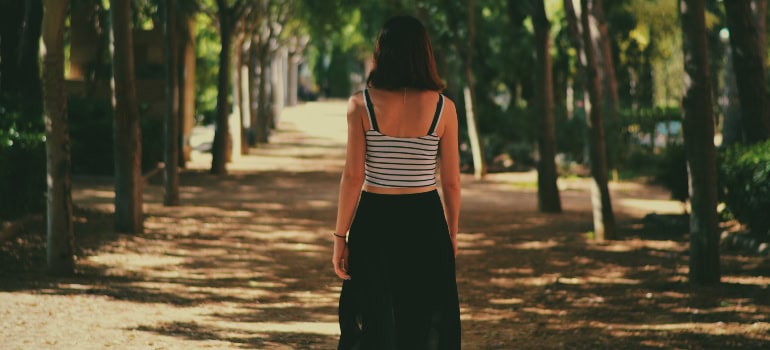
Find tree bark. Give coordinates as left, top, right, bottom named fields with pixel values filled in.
left=581, top=0, right=616, bottom=240
left=211, top=0, right=233, bottom=174
left=162, top=0, right=179, bottom=206
left=248, top=38, right=259, bottom=146
left=256, top=43, right=271, bottom=144
left=466, top=0, right=487, bottom=180
left=42, top=0, right=75, bottom=276
left=592, top=0, right=621, bottom=178
left=531, top=0, right=562, bottom=213
left=724, top=0, right=770, bottom=144
left=178, top=15, right=196, bottom=167
left=752, top=0, right=767, bottom=65
left=110, top=0, right=144, bottom=233
left=680, top=0, right=721, bottom=285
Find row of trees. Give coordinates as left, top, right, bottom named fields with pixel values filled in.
left=2, top=0, right=769, bottom=286
left=6, top=0, right=315, bottom=275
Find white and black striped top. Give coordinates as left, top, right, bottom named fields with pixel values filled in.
left=363, top=88, right=444, bottom=188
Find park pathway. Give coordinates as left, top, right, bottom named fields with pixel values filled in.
left=3, top=100, right=769, bottom=349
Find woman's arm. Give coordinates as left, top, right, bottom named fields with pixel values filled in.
left=438, top=99, right=461, bottom=257
left=332, top=94, right=367, bottom=280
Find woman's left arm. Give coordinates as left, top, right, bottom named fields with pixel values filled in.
left=332, top=95, right=367, bottom=280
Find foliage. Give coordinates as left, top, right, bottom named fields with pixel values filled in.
left=718, top=140, right=770, bottom=236
left=68, top=96, right=164, bottom=175
left=0, top=111, right=46, bottom=220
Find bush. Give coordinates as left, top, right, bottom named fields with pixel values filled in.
left=0, top=112, right=46, bottom=220
left=719, top=140, right=770, bottom=236
left=68, top=96, right=164, bottom=175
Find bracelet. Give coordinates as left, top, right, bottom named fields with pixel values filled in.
left=333, top=232, right=346, bottom=239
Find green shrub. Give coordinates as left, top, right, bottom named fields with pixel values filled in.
left=68, top=96, right=164, bottom=175
left=0, top=112, right=46, bottom=220
left=719, top=140, right=770, bottom=236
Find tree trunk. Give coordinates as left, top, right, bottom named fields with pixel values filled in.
left=110, top=0, right=144, bottom=233
left=466, top=0, right=487, bottom=180
left=531, top=0, right=562, bottom=213
left=237, top=40, right=250, bottom=155
left=178, top=15, right=196, bottom=167
left=592, top=0, right=621, bottom=179
left=248, top=39, right=259, bottom=146
left=720, top=38, right=743, bottom=146
left=753, top=0, right=767, bottom=65
left=581, top=0, right=615, bottom=240
left=724, top=0, right=770, bottom=144
left=680, top=0, right=721, bottom=285
left=42, top=0, right=75, bottom=276
left=287, top=52, right=299, bottom=106
left=256, top=44, right=271, bottom=144
left=162, top=0, right=179, bottom=206
left=211, top=0, right=232, bottom=174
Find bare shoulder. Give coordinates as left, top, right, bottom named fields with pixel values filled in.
left=347, top=91, right=367, bottom=123
left=441, top=94, right=458, bottom=120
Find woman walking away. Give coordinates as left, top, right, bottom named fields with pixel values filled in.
left=331, top=15, right=462, bottom=350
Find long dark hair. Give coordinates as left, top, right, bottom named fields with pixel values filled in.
left=366, top=15, right=445, bottom=91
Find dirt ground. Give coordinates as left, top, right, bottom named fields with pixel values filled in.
left=2, top=100, right=770, bottom=350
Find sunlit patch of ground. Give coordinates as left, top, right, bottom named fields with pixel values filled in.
left=2, top=100, right=769, bottom=349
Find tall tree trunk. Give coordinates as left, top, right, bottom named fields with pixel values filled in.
left=162, top=0, right=179, bottom=206
left=721, top=35, right=743, bottom=146
left=256, top=44, right=271, bottom=144
left=178, top=15, right=196, bottom=167
left=753, top=0, right=767, bottom=65
left=724, top=0, right=770, bottom=144
left=680, top=0, right=720, bottom=285
left=248, top=39, right=259, bottom=146
left=531, top=0, right=562, bottom=213
left=592, top=0, right=621, bottom=179
left=287, top=52, right=299, bottom=107
left=581, top=0, right=616, bottom=240
left=465, top=0, right=487, bottom=180
left=211, top=0, right=232, bottom=174
left=42, top=0, right=75, bottom=276
left=236, top=39, right=250, bottom=155
left=19, top=0, right=44, bottom=124
left=111, top=0, right=144, bottom=233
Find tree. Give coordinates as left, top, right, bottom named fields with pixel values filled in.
left=592, top=0, right=621, bottom=179
left=531, top=0, right=562, bottom=213
left=162, top=0, right=180, bottom=206
left=41, top=0, right=75, bottom=275
left=111, top=0, right=144, bottom=233
left=680, top=0, right=720, bottom=285
left=465, top=0, right=487, bottom=180
left=210, top=0, right=251, bottom=175
left=581, top=0, right=616, bottom=240
left=724, top=0, right=770, bottom=144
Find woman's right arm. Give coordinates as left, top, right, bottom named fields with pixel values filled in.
left=438, top=99, right=461, bottom=257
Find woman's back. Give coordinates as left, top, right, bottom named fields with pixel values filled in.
left=364, top=88, right=446, bottom=138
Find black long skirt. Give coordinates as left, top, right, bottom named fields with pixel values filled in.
left=337, top=190, right=461, bottom=350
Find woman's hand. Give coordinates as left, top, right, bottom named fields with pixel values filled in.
left=332, top=237, right=351, bottom=280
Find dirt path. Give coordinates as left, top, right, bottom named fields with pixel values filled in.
left=2, top=100, right=770, bottom=349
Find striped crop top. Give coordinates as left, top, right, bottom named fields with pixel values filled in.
left=362, top=88, right=444, bottom=188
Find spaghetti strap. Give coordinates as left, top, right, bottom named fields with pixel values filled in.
left=362, top=89, right=379, bottom=131
left=427, top=94, right=445, bottom=135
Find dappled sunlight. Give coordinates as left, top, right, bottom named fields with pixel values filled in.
left=506, top=239, right=560, bottom=250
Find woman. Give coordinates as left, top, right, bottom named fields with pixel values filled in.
left=331, top=15, right=461, bottom=350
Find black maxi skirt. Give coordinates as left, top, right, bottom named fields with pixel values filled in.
left=337, top=190, right=461, bottom=350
